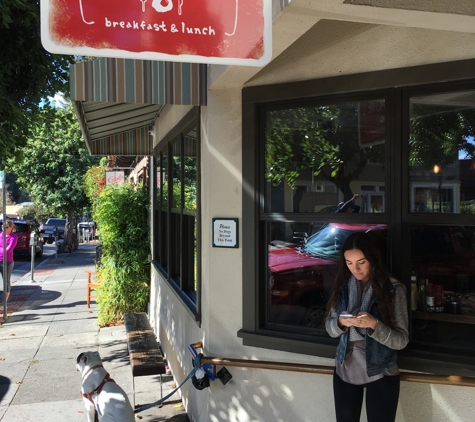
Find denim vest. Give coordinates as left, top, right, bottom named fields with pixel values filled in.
left=335, top=283, right=397, bottom=377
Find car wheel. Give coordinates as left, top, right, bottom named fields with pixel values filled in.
left=303, top=304, right=326, bottom=328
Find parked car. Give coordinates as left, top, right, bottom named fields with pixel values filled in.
left=268, top=223, right=387, bottom=329
left=1, top=219, right=44, bottom=258
left=41, top=218, right=66, bottom=244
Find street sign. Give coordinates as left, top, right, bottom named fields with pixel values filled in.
left=40, top=0, right=272, bottom=66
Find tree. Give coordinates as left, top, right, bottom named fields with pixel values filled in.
left=18, top=204, right=50, bottom=224
left=0, top=1, right=75, bottom=162
left=409, top=104, right=475, bottom=169
left=266, top=104, right=384, bottom=200
left=265, top=102, right=475, bottom=202
left=11, top=104, right=100, bottom=250
left=83, top=159, right=107, bottom=217
left=5, top=174, right=30, bottom=204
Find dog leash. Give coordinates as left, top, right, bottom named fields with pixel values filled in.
left=134, top=353, right=203, bottom=414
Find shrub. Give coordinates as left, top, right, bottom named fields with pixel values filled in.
left=94, top=183, right=150, bottom=326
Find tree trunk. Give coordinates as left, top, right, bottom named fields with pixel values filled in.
left=64, top=209, right=78, bottom=252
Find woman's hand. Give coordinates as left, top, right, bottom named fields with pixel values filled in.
left=355, top=312, right=377, bottom=330
left=338, top=312, right=359, bottom=328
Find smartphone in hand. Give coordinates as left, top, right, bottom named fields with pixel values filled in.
left=340, top=313, right=356, bottom=318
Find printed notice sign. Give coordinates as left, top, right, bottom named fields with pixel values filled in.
left=40, top=0, right=272, bottom=66
left=213, top=218, right=238, bottom=248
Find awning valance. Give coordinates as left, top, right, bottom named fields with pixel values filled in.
left=70, top=58, right=207, bottom=156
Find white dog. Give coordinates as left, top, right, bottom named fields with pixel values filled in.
left=76, top=351, right=135, bottom=422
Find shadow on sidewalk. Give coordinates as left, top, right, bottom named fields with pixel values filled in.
left=0, top=375, right=10, bottom=402
left=0, top=285, right=63, bottom=324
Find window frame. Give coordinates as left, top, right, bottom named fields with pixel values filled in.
left=153, top=107, right=201, bottom=323
left=239, top=59, right=475, bottom=376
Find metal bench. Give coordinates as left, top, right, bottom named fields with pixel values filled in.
left=124, top=312, right=167, bottom=408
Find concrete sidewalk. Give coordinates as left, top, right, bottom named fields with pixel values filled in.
left=0, top=244, right=189, bottom=421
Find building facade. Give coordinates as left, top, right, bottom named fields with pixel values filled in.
left=73, top=1, right=475, bottom=420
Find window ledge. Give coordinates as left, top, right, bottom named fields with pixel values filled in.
left=237, top=329, right=336, bottom=359
left=152, top=261, right=201, bottom=326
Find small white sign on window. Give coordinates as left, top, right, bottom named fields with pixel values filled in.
left=212, top=218, right=239, bottom=249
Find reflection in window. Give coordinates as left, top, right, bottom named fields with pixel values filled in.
left=156, top=151, right=168, bottom=270
left=409, top=91, right=475, bottom=214
left=267, top=221, right=387, bottom=333
left=411, top=225, right=475, bottom=353
left=155, top=125, right=199, bottom=304
left=265, top=100, right=386, bottom=214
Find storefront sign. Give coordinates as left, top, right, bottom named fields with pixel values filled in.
left=213, top=218, right=238, bottom=248
left=106, top=171, right=125, bottom=185
left=40, top=0, right=272, bottom=66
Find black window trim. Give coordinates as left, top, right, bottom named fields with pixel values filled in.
left=152, top=107, right=202, bottom=324
left=240, top=58, right=475, bottom=376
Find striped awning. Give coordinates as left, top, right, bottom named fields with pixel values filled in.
left=70, top=58, right=207, bottom=156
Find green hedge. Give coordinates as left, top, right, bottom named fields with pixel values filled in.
left=94, top=183, right=150, bottom=326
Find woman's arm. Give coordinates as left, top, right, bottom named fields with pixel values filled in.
left=6, top=234, right=18, bottom=252
left=325, top=309, right=348, bottom=338
left=367, top=283, right=409, bottom=350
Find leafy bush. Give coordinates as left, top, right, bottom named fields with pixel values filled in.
left=461, top=200, right=475, bottom=214
left=94, top=183, right=150, bottom=326
left=18, top=203, right=50, bottom=223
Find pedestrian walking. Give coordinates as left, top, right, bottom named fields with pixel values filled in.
left=325, top=232, right=409, bottom=422
left=0, top=220, right=18, bottom=302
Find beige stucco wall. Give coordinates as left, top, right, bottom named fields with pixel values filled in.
left=149, top=1, right=475, bottom=421
left=249, top=22, right=475, bottom=87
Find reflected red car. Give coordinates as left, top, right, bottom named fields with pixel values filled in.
left=268, top=223, right=387, bottom=328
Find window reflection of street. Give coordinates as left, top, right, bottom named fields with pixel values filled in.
left=267, top=223, right=386, bottom=332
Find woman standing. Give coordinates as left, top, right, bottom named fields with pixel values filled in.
left=0, top=220, right=18, bottom=302
left=325, top=232, right=409, bottom=422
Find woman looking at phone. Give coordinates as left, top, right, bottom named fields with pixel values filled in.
left=325, top=232, right=409, bottom=422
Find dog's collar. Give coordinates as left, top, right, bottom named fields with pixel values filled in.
left=81, top=372, right=116, bottom=405
left=82, top=364, right=104, bottom=380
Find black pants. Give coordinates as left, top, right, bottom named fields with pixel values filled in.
left=333, top=371, right=400, bottom=422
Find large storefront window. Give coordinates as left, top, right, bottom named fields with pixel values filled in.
left=241, top=74, right=475, bottom=374
left=154, top=112, right=200, bottom=317
left=266, top=101, right=386, bottom=214
left=265, top=99, right=388, bottom=336
left=409, top=90, right=475, bottom=214
left=407, top=90, right=475, bottom=355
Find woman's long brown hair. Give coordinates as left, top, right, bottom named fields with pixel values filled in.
left=326, top=232, right=395, bottom=327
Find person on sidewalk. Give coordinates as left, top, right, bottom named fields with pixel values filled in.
left=0, top=220, right=18, bottom=302
left=325, top=232, right=409, bottom=422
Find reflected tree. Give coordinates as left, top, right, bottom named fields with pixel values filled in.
left=266, top=104, right=384, bottom=200
left=409, top=104, right=475, bottom=169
